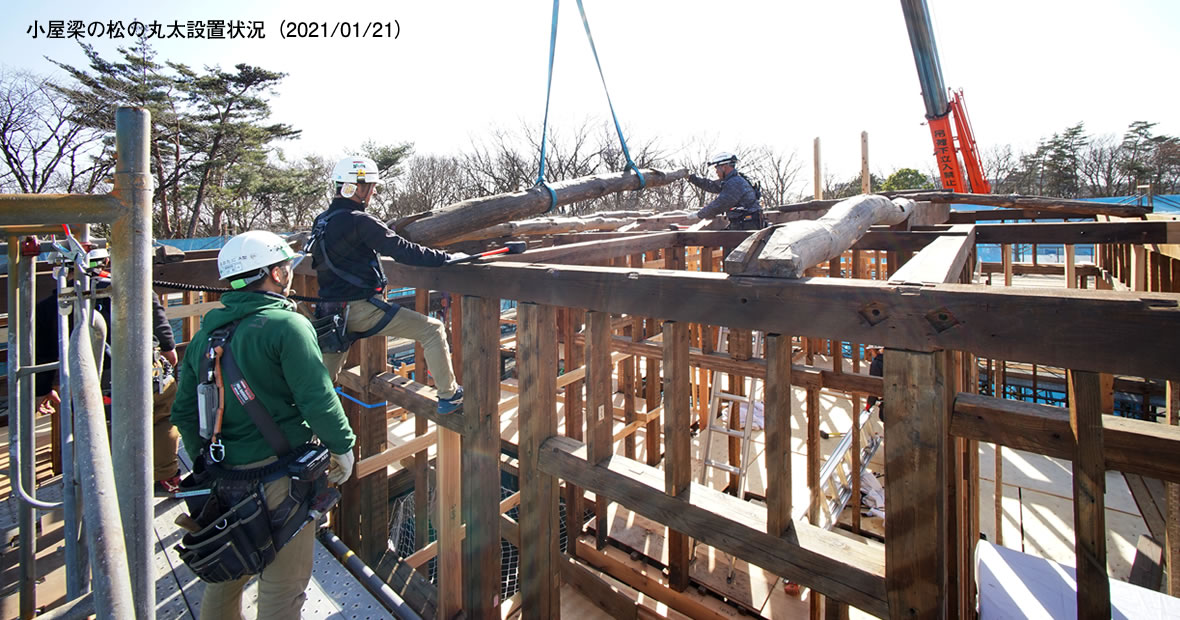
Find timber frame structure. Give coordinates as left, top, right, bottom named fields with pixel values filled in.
left=145, top=210, right=1180, bottom=617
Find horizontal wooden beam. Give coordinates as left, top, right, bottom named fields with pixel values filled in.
left=383, top=260, right=1180, bottom=379
left=490, top=231, right=680, bottom=266
left=369, top=372, right=466, bottom=434
left=888, top=225, right=975, bottom=284
left=900, top=192, right=1150, bottom=217
left=975, top=220, right=1180, bottom=245
left=537, top=436, right=888, bottom=617
left=947, top=208, right=1098, bottom=223
left=355, top=433, right=436, bottom=479
left=979, top=262, right=1101, bottom=277
left=950, top=392, right=1180, bottom=483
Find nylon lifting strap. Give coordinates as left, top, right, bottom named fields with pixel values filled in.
left=533, top=0, right=646, bottom=215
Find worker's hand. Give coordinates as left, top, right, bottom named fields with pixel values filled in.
left=693, top=210, right=707, bottom=220
left=37, top=390, right=61, bottom=416
left=327, top=450, right=355, bottom=485
left=446, top=252, right=470, bottom=264
left=161, top=349, right=178, bottom=367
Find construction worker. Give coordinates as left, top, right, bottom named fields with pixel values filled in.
left=33, top=246, right=183, bottom=493
left=307, top=155, right=465, bottom=414
left=171, top=230, right=356, bottom=619
left=687, top=152, right=766, bottom=230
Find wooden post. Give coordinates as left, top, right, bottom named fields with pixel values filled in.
left=861, top=131, right=871, bottom=194
left=1068, top=370, right=1110, bottom=619
left=807, top=386, right=821, bottom=525
left=813, top=137, right=823, bottom=201
left=729, top=329, right=752, bottom=494
left=1002, top=244, right=1013, bottom=287
left=663, top=320, right=691, bottom=591
left=645, top=317, right=662, bottom=466
left=765, top=333, right=793, bottom=536
left=461, top=295, right=503, bottom=618
left=414, top=288, right=431, bottom=550
left=518, top=303, right=561, bottom=618
left=884, top=349, right=949, bottom=619
left=1132, top=244, right=1148, bottom=292
left=586, top=311, right=613, bottom=549
left=562, top=307, right=585, bottom=554
left=1066, top=244, right=1078, bottom=289
left=338, top=335, right=389, bottom=566
left=437, top=427, right=463, bottom=619
left=1168, top=381, right=1180, bottom=597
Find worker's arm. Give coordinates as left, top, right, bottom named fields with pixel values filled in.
left=170, top=340, right=203, bottom=463
left=697, top=176, right=744, bottom=219
left=687, top=173, right=722, bottom=194
left=356, top=214, right=451, bottom=267
left=279, top=315, right=356, bottom=455
left=151, top=294, right=177, bottom=365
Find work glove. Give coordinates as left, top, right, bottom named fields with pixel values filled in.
left=445, top=252, right=470, bottom=264
left=327, top=450, right=355, bottom=485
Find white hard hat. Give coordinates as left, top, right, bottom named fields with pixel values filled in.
left=331, top=156, right=383, bottom=185
left=707, top=152, right=738, bottom=167
left=85, top=247, right=110, bottom=266
left=217, top=230, right=302, bottom=286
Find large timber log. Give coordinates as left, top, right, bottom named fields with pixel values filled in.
left=449, top=216, right=637, bottom=243
left=776, top=191, right=1149, bottom=218
left=725, top=194, right=914, bottom=277
left=392, top=168, right=688, bottom=247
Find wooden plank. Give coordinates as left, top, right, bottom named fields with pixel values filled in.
left=369, top=372, right=466, bottom=434
left=338, top=335, right=389, bottom=566
left=1002, top=244, right=1013, bottom=287
left=765, top=333, right=793, bottom=537
left=892, top=191, right=1150, bottom=217
left=563, top=308, right=586, bottom=556
left=1066, top=245, right=1078, bottom=289
left=355, top=433, right=436, bottom=479
left=377, top=259, right=1180, bottom=379
left=950, top=392, right=1180, bottom=483
left=586, top=311, right=614, bottom=550
left=461, top=295, right=502, bottom=618
left=414, top=288, right=431, bottom=550
left=807, top=387, right=820, bottom=525
left=884, top=349, right=948, bottom=619
left=493, top=231, right=680, bottom=266
left=1128, top=535, right=1164, bottom=590
left=662, top=320, right=691, bottom=591
left=974, top=220, right=1180, bottom=245
left=437, top=426, right=462, bottom=618
left=645, top=317, right=661, bottom=467
left=518, top=303, right=561, bottom=619
left=373, top=556, right=440, bottom=620
left=560, top=554, right=639, bottom=620
left=887, top=225, right=976, bottom=285
left=1168, top=380, right=1180, bottom=597
left=538, top=437, right=888, bottom=617
left=1068, top=369, right=1110, bottom=619
left=1124, top=473, right=1167, bottom=541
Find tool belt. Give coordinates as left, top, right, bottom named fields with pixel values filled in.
left=311, top=296, right=399, bottom=354
left=726, top=209, right=766, bottom=230
left=176, top=315, right=336, bottom=583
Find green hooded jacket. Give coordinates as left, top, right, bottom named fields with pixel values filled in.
left=171, top=290, right=355, bottom=466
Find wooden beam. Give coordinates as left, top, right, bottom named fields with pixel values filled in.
left=891, top=191, right=1150, bottom=217
left=559, top=554, right=639, bottom=620
left=337, top=335, right=389, bottom=566
left=562, top=308, right=586, bottom=556
left=888, top=225, right=976, bottom=285
left=586, top=311, right=613, bottom=550
left=950, top=392, right=1180, bottom=483
left=1168, top=381, right=1180, bottom=597
left=884, top=349, right=949, bottom=619
left=662, top=320, right=691, bottom=591
left=765, top=333, right=793, bottom=537
left=394, top=168, right=687, bottom=246
left=414, top=289, right=432, bottom=550
left=518, top=303, right=561, bottom=618
left=537, top=437, right=888, bottom=617
left=369, top=372, right=466, bottom=434
left=436, top=426, right=462, bottom=618
left=494, top=232, right=679, bottom=266
left=378, top=260, right=1180, bottom=379
left=461, top=295, right=502, bottom=618
left=1068, top=370, right=1111, bottom=619
left=355, top=433, right=436, bottom=479
left=974, top=220, right=1180, bottom=245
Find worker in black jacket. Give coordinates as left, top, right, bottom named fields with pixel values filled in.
left=307, top=156, right=465, bottom=414
left=34, top=246, right=183, bottom=492
left=687, top=152, right=766, bottom=230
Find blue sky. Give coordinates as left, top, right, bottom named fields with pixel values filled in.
left=3, top=0, right=1178, bottom=182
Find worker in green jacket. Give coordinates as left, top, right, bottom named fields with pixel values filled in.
left=171, top=230, right=356, bottom=619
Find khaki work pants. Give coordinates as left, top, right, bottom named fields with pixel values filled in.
left=322, top=299, right=459, bottom=398
left=153, top=377, right=180, bottom=481
left=198, top=464, right=316, bottom=620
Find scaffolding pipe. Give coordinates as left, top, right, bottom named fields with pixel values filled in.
left=55, top=267, right=85, bottom=597
left=109, top=106, right=155, bottom=619
left=7, top=241, right=37, bottom=619
left=317, top=528, right=424, bottom=620
left=70, top=309, right=135, bottom=618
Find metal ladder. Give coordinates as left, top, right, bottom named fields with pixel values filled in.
left=816, top=404, right=884, bottom=530
left=697, top=328, right=763, bottom=498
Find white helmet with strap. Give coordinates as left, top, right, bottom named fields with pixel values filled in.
left=331, top=156, right=383, bottom=186
left=218, top=230, right=302, bottom=289
left=707, top=152, right=738, bottom=167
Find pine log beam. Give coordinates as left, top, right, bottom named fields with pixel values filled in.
left=725, top=195, right=914, bottom=277
left=392, top=168, right=688, bottom=247
left=449, top=215, right=637, bottom=243
left=780, top=192, right=1149, bottom=218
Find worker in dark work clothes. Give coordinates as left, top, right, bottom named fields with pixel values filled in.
left=306, top=156, right=465, bottom=414
left=686, top=152, right=766, bottom=230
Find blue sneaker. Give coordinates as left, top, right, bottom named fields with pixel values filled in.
left=438, top=386, right=464, bottom=415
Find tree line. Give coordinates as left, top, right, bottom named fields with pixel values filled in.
left=2, top=42, right=1176, bottom=239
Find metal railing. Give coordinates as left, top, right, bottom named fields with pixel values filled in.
left=0, top=108, right=154, bottom=619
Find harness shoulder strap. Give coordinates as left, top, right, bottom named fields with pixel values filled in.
left=309, top=210, right=383, bottom=291
left=219, top=344, right=293, bottom=457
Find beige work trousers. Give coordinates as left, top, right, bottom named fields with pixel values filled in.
left=322, top=299, right=458, bottom=398
left=153, top=377, right=180, bottom=481
left=198, top=465, right=316, bottom=620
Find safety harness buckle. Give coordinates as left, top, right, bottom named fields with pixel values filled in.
left=208, top=439, right=226, bottom=463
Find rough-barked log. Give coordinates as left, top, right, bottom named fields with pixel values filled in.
left=391, top=168, right=687, bottom=246
left=777, top=192, right=1149, bottom=218
left=449, top=216, right=636, bottom=243
left=725, top=195, right=913, bottom=277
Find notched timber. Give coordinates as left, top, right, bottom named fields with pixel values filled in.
left=369, top=372, right=466, bottom=434
left=951, top=392, right=1180, bottom=483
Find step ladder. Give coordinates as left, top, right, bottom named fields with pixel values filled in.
left=816, top=404, right=883, bottom=530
